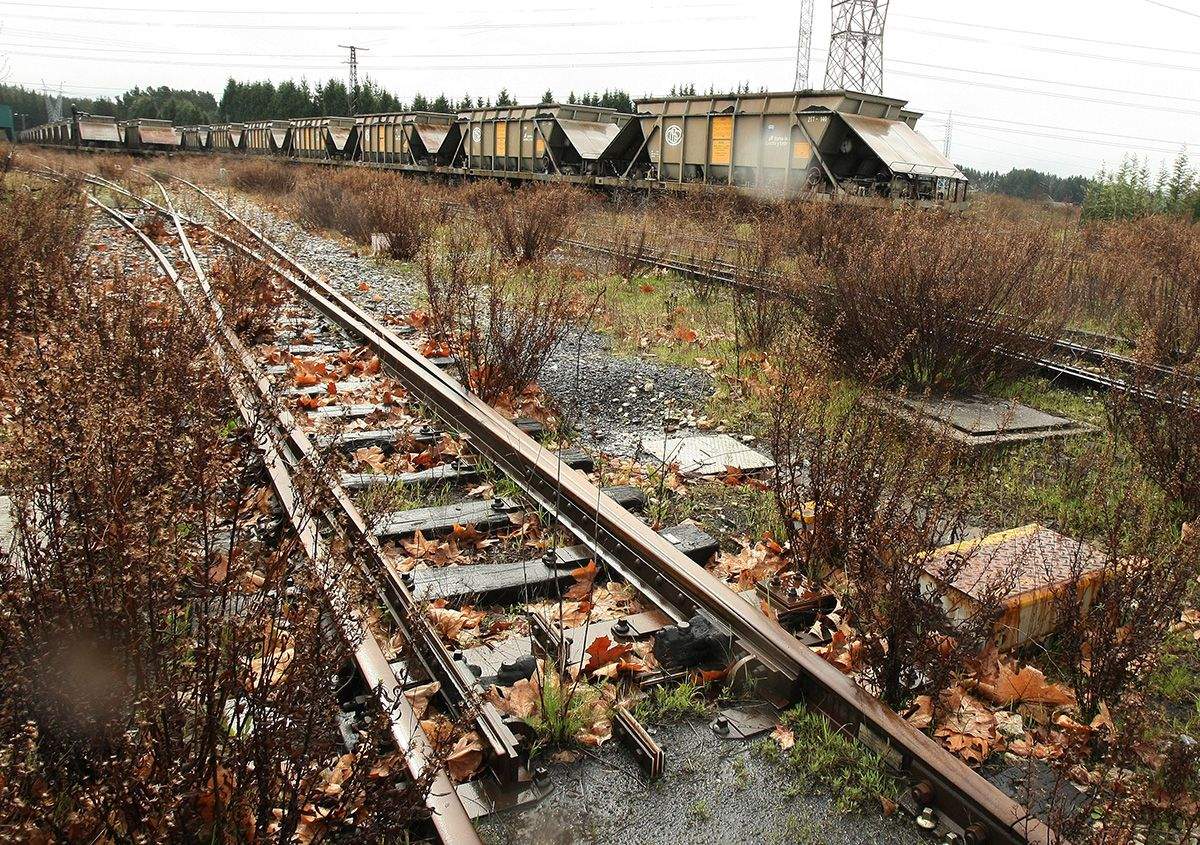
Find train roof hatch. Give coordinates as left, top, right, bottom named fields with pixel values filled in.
left=839, top=113, right=965, bottom=180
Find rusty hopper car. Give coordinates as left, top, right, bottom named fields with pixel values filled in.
left=357, top=112, right=404, bottom=164
left=123, top=118, right=177, bottom=152
left=359, top=112, right=461, bottom=166
left=76, top=113, right=122, bottom=148
left=291, top=116, right=358, bottom=160
left=208, top=123, right=245, bottom=151
left=457, top=103, right=646, bottom=177
left=244, top=120, right=292, bottom=155
left=634, top=89, right=966, bottom=207
left=177, top=125, right=210, bottom=150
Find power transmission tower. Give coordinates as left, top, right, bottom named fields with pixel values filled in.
left=42, top=80, right=64, bottom=122
left=824, top=0, right=889, bottom=95
left=339, top=44, right=369, bottom=115
left=943, top=111, right=953, bottom=157
left=794, top=0, right=816, bottom=90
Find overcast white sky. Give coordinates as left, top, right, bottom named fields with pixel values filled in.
left=1, top=0, right=1196, bottom=178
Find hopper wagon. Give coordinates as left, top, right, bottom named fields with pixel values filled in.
left=208, top=123, right=245, bottom=152
left=244, top=120, right=292, bottom=156
left=123, top=118, right=178, bottom=152
left=291, top=116, right=358, bottom=160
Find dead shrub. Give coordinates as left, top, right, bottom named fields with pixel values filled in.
left=0, top=179, right=88, bottom=343
left=478, top=183, right=590, bottom=263
left=731, top=222, right=788, bottom=351
left=210, top=232, right=284, bottom=339
left=1107, top=367, right=1200, bottom=520
left=422, top=221, right=591, bottom=405
left=769, top=341, right=1011, bottom=709
left=0, top=267, right=432, bottom=841
left=230, top=159, right=298, bottom=195
left=1083, top=216, right=1200, bottom=366
left=1043, top=461, right=1199, bottom=723
left=360, top=178, right=439, bottom=262
left=808, top=210, right=1072, bottom=393
left=292, top=168, right=366, bottom=234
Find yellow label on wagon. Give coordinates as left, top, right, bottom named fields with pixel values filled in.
left=793, top=139, right=812, bottom=162
left=495, top=123, right=507, bottom=157
left=710, top=115, right=733, bottom=166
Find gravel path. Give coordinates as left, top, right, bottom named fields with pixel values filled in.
left=541, top=331, right=714, bottom=456
left=478, top=717, right=922, bottom=845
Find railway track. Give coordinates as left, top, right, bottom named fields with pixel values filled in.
left=565, top=228, right=1191, bottom=400
left=36, top=162, right=1065, bottom=844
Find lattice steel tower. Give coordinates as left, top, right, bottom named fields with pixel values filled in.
left=794, top=0, right=816, bottom=90
left=824, top=0, right=889, bottom=95
left=339, top=44, right=369, bottom=115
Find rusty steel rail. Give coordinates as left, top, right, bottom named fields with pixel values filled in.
left=82, top=184, right=483, bottom=845
left=169, top=175, right=1059, bottom=845
left=565, top=232, right=1192, bottom=402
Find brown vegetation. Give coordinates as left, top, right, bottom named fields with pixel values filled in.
left=805, top=210, right=1072, bottom=393
left=1084, top=216, right=1200, bottom=365
left=422, top=220, right=591, bottom=405
left=229, top=159, right=298, bottom=195
left=0, top=181, right=433, bottom=841
left=209, top=228, right=285, bottom=339
left=769, top=343, right=1011, bottom=709
left=0, top=177, right=87, bottom=343
left=471, top=182, right=590, bottom=263
left=289, top=169, right=440, bottom=261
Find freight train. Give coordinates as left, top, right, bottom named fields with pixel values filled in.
left=17, top=89, right=969, bottom=207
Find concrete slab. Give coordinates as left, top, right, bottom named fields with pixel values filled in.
left=640, top=433, right=773, bottom=475
left=888, top=395, right=1093, bottom=446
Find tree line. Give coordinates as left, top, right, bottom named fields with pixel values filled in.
left=961, top=165, right=1091, bottom=205
left=3, top=76, right=772, bottom=130
left=1081, top=151, right=1200, bottom=221
left=0, top=84, right=217, bottom=128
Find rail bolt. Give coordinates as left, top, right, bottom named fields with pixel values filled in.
left=942, top=834, right=960, bottom=845
left=491, top=497, right=506, bottom=512
left=612, top=619, right=632, bottom=637
left=911, top=780, right=934, bottom=806
left=534, top=766, right=551, bottom=788
left=713, top=715, right=730, bottom=735
left=916, top=807, right=937, bottom=831
left=963, top=823, right=987, bottom=845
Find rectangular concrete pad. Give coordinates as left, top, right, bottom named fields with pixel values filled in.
left=889, top=395, right=1093, bottom=446
left=640, top=433, right=774, bottom=475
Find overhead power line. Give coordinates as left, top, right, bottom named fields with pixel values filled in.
left=897, top=12, right=1200, bottom=57
left=1143, top=0, right=1200, bottom=19
left=0, top=9, right=748, bottom=31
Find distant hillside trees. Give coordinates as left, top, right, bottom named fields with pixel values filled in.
left=961, top=166, right=1091, bottom=205
left=0, top=84, right=217, bottom=125
left=1082, top=151, right=1200, bottom=221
